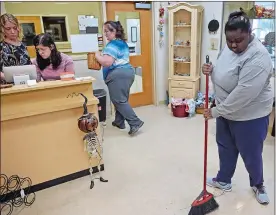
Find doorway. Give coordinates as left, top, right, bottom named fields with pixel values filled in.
left=106, top=1, right=154, bottom=107
left=16, top=16, right=42, bottom=58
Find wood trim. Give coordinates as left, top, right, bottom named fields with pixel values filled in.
left=14, top=14, right=71, bottom=44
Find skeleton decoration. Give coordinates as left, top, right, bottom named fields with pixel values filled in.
left=67, top=92, right=108, bottom=189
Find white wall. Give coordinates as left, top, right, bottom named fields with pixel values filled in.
left=194, top=1, right=223, bottom=93
left=153, top=2, right=171, bottom=103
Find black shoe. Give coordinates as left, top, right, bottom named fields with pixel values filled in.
left=112, top=121, right=126, bottom=129
left=128, top=121, right=144, bottom=136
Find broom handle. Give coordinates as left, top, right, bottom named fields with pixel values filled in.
left=203, top=55, right=210, bottom=193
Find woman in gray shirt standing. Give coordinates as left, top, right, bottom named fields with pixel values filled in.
left=202, top=11, right=273, bottom=205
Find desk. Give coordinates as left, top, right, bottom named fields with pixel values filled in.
left=1, top=79, right=102, bottom=189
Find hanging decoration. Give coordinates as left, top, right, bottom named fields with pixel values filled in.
left=208, top=15, right=219, bottom=35
left=157, top=4, right=165, bottom=47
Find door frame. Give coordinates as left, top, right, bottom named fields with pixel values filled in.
left=101, top=2, right=158, bottom=110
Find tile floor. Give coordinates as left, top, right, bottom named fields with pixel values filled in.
left=6, top=105, right=275, bottom=215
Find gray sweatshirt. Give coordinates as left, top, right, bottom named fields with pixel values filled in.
left=211, top=36, right=274, bottom=121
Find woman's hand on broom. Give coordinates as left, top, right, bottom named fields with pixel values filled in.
left=202, top=62, right=213, bottom=75
left=203, top=108, right=213, bottom=120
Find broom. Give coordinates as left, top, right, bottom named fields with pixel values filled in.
left=188, top=55, right=219, bottom=215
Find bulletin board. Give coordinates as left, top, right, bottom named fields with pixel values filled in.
left=78, top=15, right=99, bottom=34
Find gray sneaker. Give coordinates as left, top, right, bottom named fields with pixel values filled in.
left=252, top=185, right=269, bottom=205
left=206, top=177, right=232, bottom=192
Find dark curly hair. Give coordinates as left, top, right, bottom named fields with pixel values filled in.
left=225, top=10, right=251, bottom=33
left=33, top=33, right=62, bottom=71
left=104, top=21, right=126, bottom=40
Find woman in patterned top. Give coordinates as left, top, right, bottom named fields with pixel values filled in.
left=95, top=21, right=144, bottom=136
left=0, top=13, right=31, bottom=82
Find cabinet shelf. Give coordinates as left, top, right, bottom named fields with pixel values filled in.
left=174, top=61, right=190, bottom=64
left=173, top=45, right=191, bottom=48
left=168, top=2, right=203, bottom=100
left=174, top=25, right=191, bottom=28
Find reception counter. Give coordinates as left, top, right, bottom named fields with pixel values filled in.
left=1, top=79, right=103, bottom=190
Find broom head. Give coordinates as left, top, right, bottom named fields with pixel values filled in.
left=188, top=191, right=219, bottom=215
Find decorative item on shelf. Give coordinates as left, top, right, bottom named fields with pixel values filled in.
left=0, top=174, right=36, bottom=215
left=176, top=21, right=190, bottom=26
left=176, top=40, right=180, bottom=45
left=157, top=3, right=165, bottom=47
left=67, top=92, right=108, bottom=189
left=173, top=56, right=190, bottom=62
left=174, top=40, right=190, bottom=47
left=186, top=40, right=190, bottom=46
left=175, top=72, right=190, bottom=77
left=87, top=52, right=101, bottom=70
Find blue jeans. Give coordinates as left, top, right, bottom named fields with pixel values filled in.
left=216, top=115, right=269, bottom=187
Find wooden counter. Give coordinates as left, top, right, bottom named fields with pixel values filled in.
left=1, top=79, right=103, bottom=188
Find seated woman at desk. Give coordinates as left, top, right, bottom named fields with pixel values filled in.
left=0, top=13, right=32, bottom=82
left=32, top=33, right=75, bottom=81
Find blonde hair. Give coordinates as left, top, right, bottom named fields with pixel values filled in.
left=0, top=13, right=22, bottom=41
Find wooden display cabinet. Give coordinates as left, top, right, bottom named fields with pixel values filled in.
left=167, top=2, right=203, bottom=99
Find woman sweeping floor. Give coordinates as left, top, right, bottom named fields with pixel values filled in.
left=202, top=10, right=273, bottom=205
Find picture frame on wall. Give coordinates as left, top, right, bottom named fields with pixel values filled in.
left=209, top=38, right=219, bottom=50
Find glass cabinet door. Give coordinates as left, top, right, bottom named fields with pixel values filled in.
left=172, top=9, right=192, bottom=78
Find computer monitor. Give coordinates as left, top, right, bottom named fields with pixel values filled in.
left=3, top=65, right=37, bottom=84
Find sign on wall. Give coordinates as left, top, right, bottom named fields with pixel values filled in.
left=78, top=15, right=99, bottom=34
